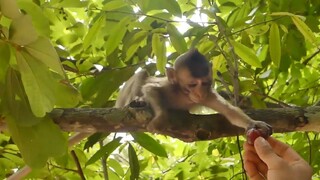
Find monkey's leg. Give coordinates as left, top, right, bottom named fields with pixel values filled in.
left=142, top=85, right=169, bottom=132
left=115, top=70, right=149, bottom=108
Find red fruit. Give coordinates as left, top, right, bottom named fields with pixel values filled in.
left=246, top=128, right=269, bottom=145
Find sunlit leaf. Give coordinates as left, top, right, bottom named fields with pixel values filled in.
left=58, top=0, right=89, bottom=7
left=80, top=67, right=135, bottom=107
left=167, top=23, right=188, bottom=54
left=86, top=137, right=122, bottom=166
left=103, top=0, right=128, bottom=11
left=152, top=34, right=166, bottom=74
left=6, top=116, right=67, bottom=168
left=83, top=15, right=105, bottom=50
left=25, top=37, right=64, bottom=76
left=15, top=51, right=55, bottom=117
left=271, top=12, right=317, bottom=45
left=269, top=23, right=281, bottom=67
left=17, top=0, right=50, bottom=37
left=108, top=158, right=125, bottom=176
left=0, top=0, right=21, bottom=19
left=128, top=143, right=140, bottom=180
left=131, top=132, right=168, bottom=157
left=257, top=45, right=269, bottom=62
left=105, top=17, right=131, bottom=56
left=230, top=41, right=262, bottom=68
left=9, top=15, right=38, bottom=45
left=125, top=30, right=148, bottom=61
left=53, top=82, right=81, bottom=108
left=291, top=16, right=317, bottom=45
left=138, top=0, right=181, bottom=17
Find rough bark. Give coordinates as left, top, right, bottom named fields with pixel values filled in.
left=50, top=106, right=320, bottom=142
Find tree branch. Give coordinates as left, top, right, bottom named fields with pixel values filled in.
left=48, top=106, right=320, bottom=142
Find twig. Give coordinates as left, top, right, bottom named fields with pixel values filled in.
left=267, top=76, right=278, bottom=96
left=305, top=132, right=312, bottom=164
left=71, top=150, right=86, bottom=180
left=99, top=140, right=109, bottom=180
left=48, top=162, right=78, bottom=173
left=231, top=17, right=284, bottom=36
left=210, top=2, right=240, bottom=105
left=236, top=135, right=247, bottom=180
left=251, top=91, right=291, bottom=108
left=302, top=48, right=320, bottom=65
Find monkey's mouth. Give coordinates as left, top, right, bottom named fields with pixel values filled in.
left=189, top=95, right=202, bottom=104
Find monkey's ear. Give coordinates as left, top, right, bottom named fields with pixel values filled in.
left=166, top=67, right=176, bottom=83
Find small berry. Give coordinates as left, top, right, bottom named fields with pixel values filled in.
left=246, top=128, right=269, bottom=145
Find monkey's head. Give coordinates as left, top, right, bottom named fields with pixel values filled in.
left=166, top=49, right=212, bottom=103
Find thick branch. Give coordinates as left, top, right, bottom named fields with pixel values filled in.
left=50, top=106, right=320, bottom=142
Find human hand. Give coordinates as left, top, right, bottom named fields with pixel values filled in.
left=243, top=137, right=312, bottom=180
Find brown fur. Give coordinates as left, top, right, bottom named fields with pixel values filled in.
left=116, top=49, right=272, bottom=133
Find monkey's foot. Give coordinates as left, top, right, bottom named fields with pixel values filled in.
left=147, top=116, right=168, bottom=133
left=129, top=97, right=147, bottom=108
left=247, top=121, right=273, bottom=137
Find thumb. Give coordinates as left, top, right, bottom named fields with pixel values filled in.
left=254, top=137, right=282, bottom=167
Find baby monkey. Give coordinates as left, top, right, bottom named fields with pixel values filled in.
left=116, top=49, right=272, bottom=134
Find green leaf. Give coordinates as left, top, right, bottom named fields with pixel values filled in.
left=80, top=67, right=135, bottom=107
left=105, top=17, right=131, bottom=56
left=291, top=16, right=317, bottom=45
left=128, top=143, right=140, bottom=180
left=6, top=116, right=67, bottom=168
left=125, top=30, right=148, bottom=61
left=83, top=15, right=105, bottom=50
left=84, top=133, right=110, bottom=150
left=86, top=137, right=122, bottom=166
left=4, top=68, right=43, bottom=126
left=9, top=14, right=38, bottom=45
left=0, top=0, right=21, bottom=19
left=108, top=158, right=125, bottom=176
left=102, top=0, right=128, bottom=11
left=271, top=12, right=317, bottom=45
left=25, top=37, right=64, bottom=76
left=15, top=51, right=56, bottom=117
left=230, top=41, right=262, bottom=68
left=167, top=24, right=188, bottom=54
left=0, top=41, right=10, bottom=83
left=58, top=0, right=89, bottom=7
left=152, top=34, right=166, bottom=74
left=257, top=45, right=269, bottom=62
left=17, top=0, right=50, bottom=37
left=3, top=152, right=24, bottom=165
left=269, top=23, right=281, bottom=67
left=131, top=132, right=168, bottom=158
left=138, top=0, right=182, bottom=17
left=53, top=82, right=81, bottom=108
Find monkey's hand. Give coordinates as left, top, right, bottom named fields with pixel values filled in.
left=147, top=114, right=169, bottom=133
left=247, top=120, right=273, bottom=137
left=129, top=97, right=148, bottom=108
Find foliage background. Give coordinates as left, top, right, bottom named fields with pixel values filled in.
left=0, top=0, right=320, bottom=179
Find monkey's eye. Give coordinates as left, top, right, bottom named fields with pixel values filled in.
left=188, top=83, right=197, bottom=88
left=202, top=81, right=211, bottom=86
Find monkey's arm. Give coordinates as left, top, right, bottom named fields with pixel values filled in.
left=204, top=91, right=267, bottom=129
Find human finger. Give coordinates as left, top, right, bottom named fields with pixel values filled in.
left=254, top=137, right=284, bottom=167
left=267, top=137, right=301, bottom=162
left=244, top=142, right=268, bottom=175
